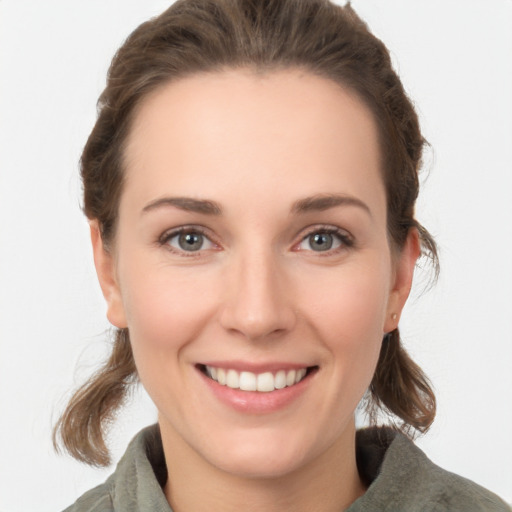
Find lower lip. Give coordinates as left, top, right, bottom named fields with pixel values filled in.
left=198, top=368, right=315, bottom=414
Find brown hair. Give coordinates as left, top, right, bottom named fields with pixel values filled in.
left=54, top=0, right=438, bottom=466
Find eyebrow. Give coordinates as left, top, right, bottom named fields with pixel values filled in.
left=141, top=197, right=222, bottom=215
left=141, top=193, right=371, bottom=217
left=291, top=194, right=371, bottom=216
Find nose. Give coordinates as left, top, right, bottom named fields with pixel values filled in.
left=219, top=250, right=297, bottom=341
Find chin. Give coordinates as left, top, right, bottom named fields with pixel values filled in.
left=213, top=449, right=308, bottom=480
left=200, top=428, right=319, bottom=479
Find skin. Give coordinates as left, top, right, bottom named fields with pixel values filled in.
left=91, top=69, right=419, bottom=512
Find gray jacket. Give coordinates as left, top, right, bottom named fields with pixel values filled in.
left=63, top=425, right=510, bottom=512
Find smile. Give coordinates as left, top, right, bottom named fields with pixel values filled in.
left=200, top=365, right=312, bottom=392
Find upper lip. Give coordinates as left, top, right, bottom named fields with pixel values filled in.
left=198, top=360, right=316, bottom=373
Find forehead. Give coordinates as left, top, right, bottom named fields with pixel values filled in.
left=122, top=68, right=385, bottom=217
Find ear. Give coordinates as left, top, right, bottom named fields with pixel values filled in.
left=383, top=228, right=421, bottom=333
left=90, top=221, right=127, bottom=329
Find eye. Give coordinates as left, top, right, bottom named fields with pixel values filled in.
left=162, top=228, right=215, bottom=253
left=297, top=228, right=352, bottom=253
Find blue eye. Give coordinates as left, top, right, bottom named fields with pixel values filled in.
left=298, top=229, right=350, bottom=252
left=164, top=230, right=214, bottom=252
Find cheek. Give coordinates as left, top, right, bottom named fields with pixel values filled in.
left=298, top=259, right=390, bottom=396
left=301, top=259, right=391, bottom=341
left=118, top=260, right=218, bottom=373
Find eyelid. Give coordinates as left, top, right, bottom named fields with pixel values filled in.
left=157, top=223, right=353, bottom=256
left=293, top=224, right=354, bottom=253
left=158, top=225, right=220, bottom=255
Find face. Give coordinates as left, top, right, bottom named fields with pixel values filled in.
left=93, top=69, right=418, bottom=479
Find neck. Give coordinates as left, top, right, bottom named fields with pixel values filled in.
left=161, top=420, right=365, bottom=512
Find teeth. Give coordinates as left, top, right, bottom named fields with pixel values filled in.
left=204, top=365, right=309, bottom=392
left=217, top=368, right=226, bottom=385
left=257, top=372, right=274, bottom=392
left=295, top=368, right=306, bottom=383
left=226, top=369, right=239, bottom=389
left=286, top=370, right=296, bottom=386
left=239, top=371, right=257, bottom=391
left=274, top=370, right=286, bottom=389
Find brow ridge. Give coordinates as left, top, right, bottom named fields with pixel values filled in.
left=142, top=193, right=370, bottom=217
left=291, top=194, right=371, bottom=216
left=142, top=197, right=222, bottom=215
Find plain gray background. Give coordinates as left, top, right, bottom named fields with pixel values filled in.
left=1, top=1, right=511, bottom=509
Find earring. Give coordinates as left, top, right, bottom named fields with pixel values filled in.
left=391, top=313, right=397, bottom=321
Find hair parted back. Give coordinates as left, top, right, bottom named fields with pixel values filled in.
left=54, top=0, right=438, bottom=467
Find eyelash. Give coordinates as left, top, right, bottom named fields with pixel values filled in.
left=158, top=225, right=354, bottom=256
left=296, top=225, right=354, bottom=254
left=158, top=226, right=218, bottom=257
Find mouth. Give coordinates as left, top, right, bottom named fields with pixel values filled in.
left=197, top=364, right=318, bottom=392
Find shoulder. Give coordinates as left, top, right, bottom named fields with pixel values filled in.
left=351, top=428, right=510, bottom=512
left=61, top=482, right=113, bottom=512
left=388, top=434, right=510, bottom=511
left=61, top=425, right=170, bottom=512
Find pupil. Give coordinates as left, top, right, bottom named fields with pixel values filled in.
left=311, top=233, right=333, bottom=251
left=179, top=232, right=203, bottom=251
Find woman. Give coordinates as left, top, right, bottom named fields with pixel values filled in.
left=52, top=0, right=510, bottom=510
